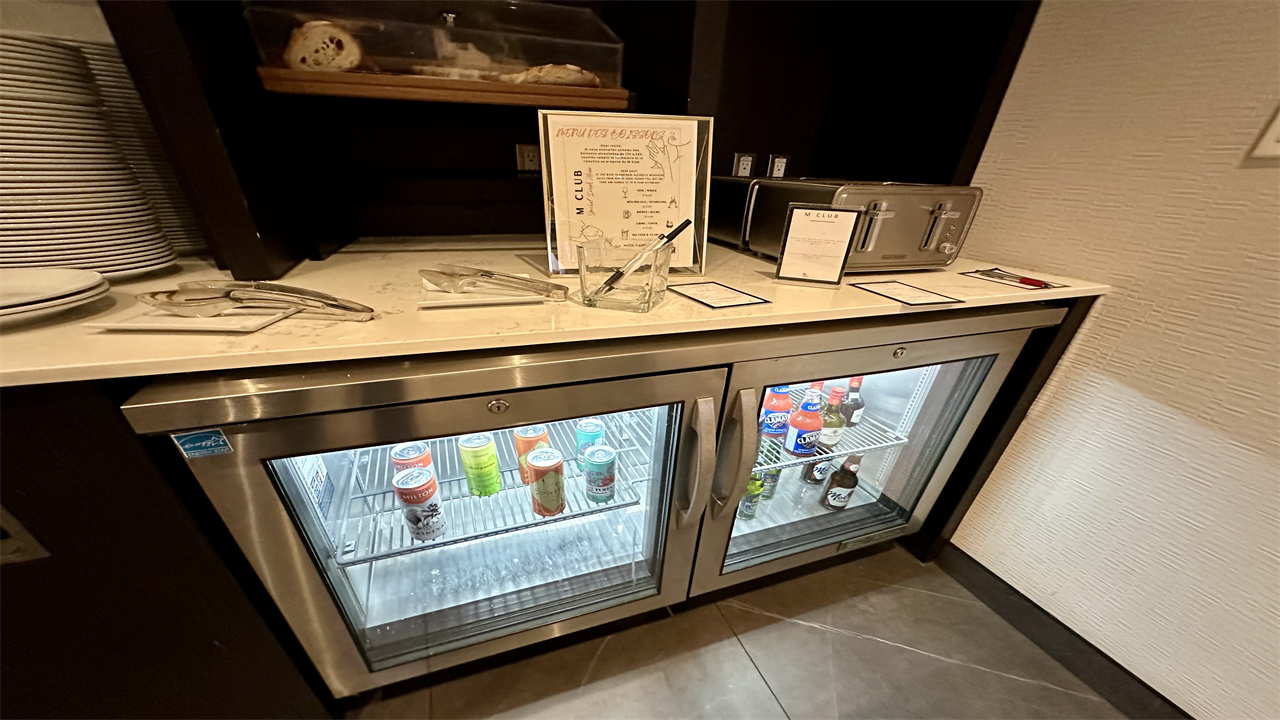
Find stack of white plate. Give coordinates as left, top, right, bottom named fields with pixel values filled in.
left=0, top=33, right=178, bottom=280
left=0, top=267, right=110, bottom=327
left=70, top=39, right=207, bottom=256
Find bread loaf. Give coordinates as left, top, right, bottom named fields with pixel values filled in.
left=285, top=21, right=362, bottom=72
left=498, top=64, right=601, bottom=87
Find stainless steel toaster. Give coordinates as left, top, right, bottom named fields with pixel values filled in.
left=710, top=178, right=983, bottom=273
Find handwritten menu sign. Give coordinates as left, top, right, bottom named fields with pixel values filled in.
left=775, top=204, right=861, bottom=284
left=540, top=111, right=701, bottom=270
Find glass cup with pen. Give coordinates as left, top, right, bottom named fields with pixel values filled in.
left=576, top=219, right=690, bottom=313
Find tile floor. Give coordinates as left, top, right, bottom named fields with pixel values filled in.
left=350, top=546, right=1124, bottom=719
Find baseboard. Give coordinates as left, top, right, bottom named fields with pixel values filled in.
left=936, top=544, right=1192, bottom=720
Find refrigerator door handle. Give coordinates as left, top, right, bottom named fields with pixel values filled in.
left=711, top=387, right=759, bottom=520
left=678, top=396, right=718, bottom=530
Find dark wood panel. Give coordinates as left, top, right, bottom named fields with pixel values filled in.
left=0, top=383, right=329, bottom=718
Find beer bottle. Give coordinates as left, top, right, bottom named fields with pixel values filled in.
left=738, top=471, right=765, bottom=519
left=800, top=457, right=836, bottom=485
left=821, top=455, right=862, bottom=510
left=841, top=376, right=866, bottom=426
left=818, top=387, right=846, bottom=451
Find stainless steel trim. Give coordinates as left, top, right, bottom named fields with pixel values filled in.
left=123, top=306, right=1067, bottom=434
left=688, top=329, right=1029, bottom=597
left=710, top=388, right=757, bottom=521
left=677, top=397, right=716, bottom=530
left=169, top=369, right=724, bottom=697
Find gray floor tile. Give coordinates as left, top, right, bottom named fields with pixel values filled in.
left=839, top=546, right=981, bottom=602
left=429, top=604, right=787, bottom=719
left=719, top=600, right=1125, bottom=720
left=722, top=551, right=1098, bottom=697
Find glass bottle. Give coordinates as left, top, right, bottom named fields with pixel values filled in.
left=821, top=454, right=862, bottom=510
left=841, top=376, right=866, bottom=426
left=818, top=387, right=846, bottom=451
left=738, top=471, right=765, bottom=519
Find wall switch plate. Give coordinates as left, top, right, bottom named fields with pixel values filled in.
left=768, top=154, right=791, bottom=177
left=733, top=153, right=757, bottom=177
left=516, top=144, right=541, bottom=172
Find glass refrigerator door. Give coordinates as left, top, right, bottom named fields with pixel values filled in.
left=182, top=369, right=722, bottom=693
left=690, top=331, right=1028, bottom=595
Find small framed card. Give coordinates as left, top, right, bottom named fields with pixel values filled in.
left=852, top=281, right=962, bottom=306
left=775, top=204, right=860, bottom=285
left=669, top=281, right=770, bottom=309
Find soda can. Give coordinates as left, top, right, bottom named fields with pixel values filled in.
left=582, top=444, right=617, bottom=503
left=575, top=417, right=607, bottom=459
left=526, top=448, right=566, bottom=517
left=458, top=432, right=502, bottom=497
left=760, top=466, right=781, bottom=500
left=390, top=441, right=433, bottom=475
left=392, top=467, right=446, bottom=541
left=514, top=424, right=551, bottom=485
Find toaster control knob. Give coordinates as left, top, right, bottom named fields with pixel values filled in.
left=939, top=242, right=957, bottom=255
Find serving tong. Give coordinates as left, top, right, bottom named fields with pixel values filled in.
left=418, top=264, right=568, bottom=301
left=138, top=281, right=376, bottom=321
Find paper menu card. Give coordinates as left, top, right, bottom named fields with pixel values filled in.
left=776, top=206, right=859, bottom=284
left=540, top=111, right=705, bottom=270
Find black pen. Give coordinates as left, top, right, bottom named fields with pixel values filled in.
left=594, top=219, right=692, bottom=296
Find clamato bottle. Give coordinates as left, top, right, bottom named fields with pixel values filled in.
left=759, top=386, right=792, bottom=438
left=784, top=388, right=823, bottom=456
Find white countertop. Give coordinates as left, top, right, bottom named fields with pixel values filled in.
left=0, top=243, right=1107, bottom=386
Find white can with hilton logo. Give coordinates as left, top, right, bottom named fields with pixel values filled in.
left=392, top=467, right=446, bottom=541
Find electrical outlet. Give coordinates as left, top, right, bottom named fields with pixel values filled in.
left=516, top=144, right=541, bottom=172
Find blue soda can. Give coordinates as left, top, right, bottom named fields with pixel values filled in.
left=582, top=444, right=617, bottom=503
left=576, top=417, right=607, bottom=459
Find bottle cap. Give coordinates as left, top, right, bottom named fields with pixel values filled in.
left=828, top=387, right=845, bottom=401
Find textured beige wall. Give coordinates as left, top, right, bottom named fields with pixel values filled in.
left=952, top=2, right=1280, bottom=719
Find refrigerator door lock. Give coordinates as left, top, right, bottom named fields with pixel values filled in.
left=893, top=347, right=907, bottom=358
left=486, top=399, right=510, bottom=414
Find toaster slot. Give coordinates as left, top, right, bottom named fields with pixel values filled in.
left=855, top=200, right=895, bottom=252
left=921, top=201, right=962, bottom=250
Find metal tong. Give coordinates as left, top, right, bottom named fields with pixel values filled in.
left=138, top=281, right=376, bottom=321
left=418, top=264, right=568, bottom=302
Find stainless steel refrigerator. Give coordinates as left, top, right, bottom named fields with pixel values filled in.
left=123, top=304, right=1063, bottom=697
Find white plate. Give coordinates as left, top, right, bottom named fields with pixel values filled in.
left=0, top=249, right=175, bottom=270
left=0, top=234, right=168, bottom=251
left=0, top=144, right=122, bottom=157
left=1, top=202, right=153, bottom=218
left=0, top=246, right=172, bottom=265
left=0, top=223, right=161, bottom=240
left=0, top=183, right=141, bottom=195
left=100, top=256, right=178, bottom=280
left=0, top=189, right=144, bottom=203
left=0, top=212, right=158, bottom=230
left=0, top=266, right=104, bottom=307
left=0, top=116, right=111, bottom=132
left=0, top=280, right=109, bottom=317
left=0, top=244, right=168, bottom=261
left=0, top=71, right=96, bottom=89
left=0, top=98, right=104, bottom=116
left=0, top=286, right=111, bottom=328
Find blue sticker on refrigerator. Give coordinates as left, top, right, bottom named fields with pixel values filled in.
left=172, top=429, right=233, bottom=458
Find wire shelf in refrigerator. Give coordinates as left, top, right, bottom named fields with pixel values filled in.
left=333, top=410, right=657, bottom=568
left=752, top=417, right=909, bottom=473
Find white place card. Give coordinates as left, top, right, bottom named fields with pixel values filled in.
left=669, top=282, right=770, bottom=309
left=852, top=281, right=962, bottom=306
left=775, top=204, right=860, bottom=285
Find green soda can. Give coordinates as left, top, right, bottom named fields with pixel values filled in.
left=737, top=471, right=765, bottom=520
left=458, top=432, right=502, bottom=496
left=582, top=444, right=617, bottom=503
left=575, top=417, right=607, bottom=459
